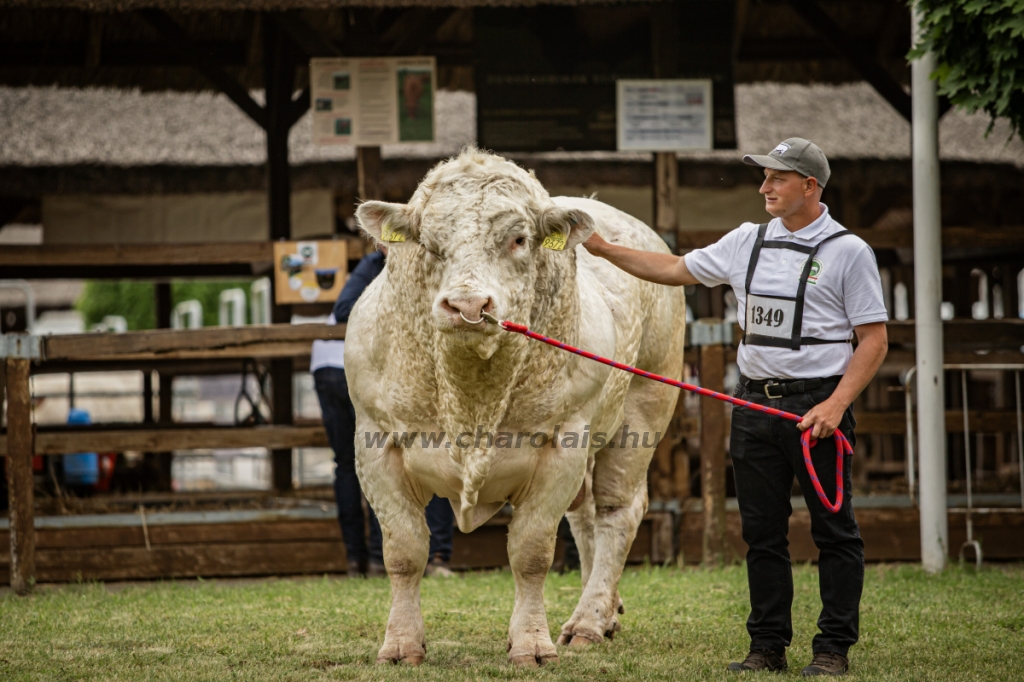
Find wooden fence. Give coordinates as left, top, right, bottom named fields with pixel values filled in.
left=3, top=319, right=1024, bottom=591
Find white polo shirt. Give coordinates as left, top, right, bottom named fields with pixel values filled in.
left=310, top=313, right=345, bottom=371
left=683, top=204, right=888, bottom=380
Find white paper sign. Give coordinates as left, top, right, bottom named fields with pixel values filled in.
left=310, top=57, right=436, bottom=147
left=616, top=79, right=712, bottom=152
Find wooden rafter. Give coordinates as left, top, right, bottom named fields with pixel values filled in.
left=786, top=0, right=912, bottom=121
left=138, top=9, right=267, bottom=130
left=273, top=10, right=343, bottom=58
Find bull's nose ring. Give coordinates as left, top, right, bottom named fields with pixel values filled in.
left=459, top=311, right=485, bottom=325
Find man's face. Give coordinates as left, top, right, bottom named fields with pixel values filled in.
left=759, top=169, right=816, bottom=218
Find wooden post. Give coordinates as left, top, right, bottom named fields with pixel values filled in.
left=265, top=15, right=296, bottom=493
left=654, top=153, right=679, bottom=246
left=357, top=146, right=383, bottom=201
left=148, top=282, right=174, bottom=491
left=6, top=357, right=36, bottom=594
left=651, top=1, right=680, bottom=249
left=698, top=329, right=727, bottom=567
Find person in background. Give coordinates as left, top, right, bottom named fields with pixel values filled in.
left=312, top=245, right=456, bottom=577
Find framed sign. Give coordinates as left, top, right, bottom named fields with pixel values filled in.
left=310, top=57, right=436, bottom=147
left=272, top=240, right=348, bottom=305
left=616, top=79, right=713, bottom=152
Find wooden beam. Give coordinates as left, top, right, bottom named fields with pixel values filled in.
left=0, top=242, right=273, bottom=268
left=0, top=424, right=327, bottom=457
left=5, top=358, right=35, bottom=595
left=848, top=225, right=1024, bottom=250
left=138, top=9, right=267, bottom=130
left=699, top=341, right=727, bottom=567
left=786, top=0, right=911, bottom=122
left=855, top=410, right=1024, bottom=435
left=287, top=86, right=311, bottom=128
left=357, top=146, right=383, bottom=201
left=272, top=10, right=343, bottom=58
left=42, top=324, right=345, bottom=363
left=886, top=319, right=1024, bottom=347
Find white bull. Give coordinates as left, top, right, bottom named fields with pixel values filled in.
left=346, top=148, right=686, bottom=666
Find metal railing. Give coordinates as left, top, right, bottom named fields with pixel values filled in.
left=905, top=363, right=1024, bottom=567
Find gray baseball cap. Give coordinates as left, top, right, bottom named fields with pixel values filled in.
left=742, top=137, right=831, bottom=188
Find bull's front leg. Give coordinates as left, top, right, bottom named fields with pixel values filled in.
left=358, top=444, right=431, bottom=665
left=505, top=452, right=585, bottom=667
left=376, top=495, right=431, bottom=665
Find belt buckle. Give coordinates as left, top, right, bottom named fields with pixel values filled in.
left=764, top=380, right=783, bottom=399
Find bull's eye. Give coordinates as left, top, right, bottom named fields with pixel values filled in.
left=514, top=237, right=526, bottom=247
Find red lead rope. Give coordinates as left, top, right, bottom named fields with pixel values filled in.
left=498, top=320, right=851, bottom=514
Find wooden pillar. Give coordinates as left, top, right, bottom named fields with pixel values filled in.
left=651, top=1, right=680, bottom=249
left=142, top=370, right=154, bottom=424
left=265, top=14, right=296, bottom=493
left=699, top=334, right=727, bottom=567
left=6, top=357, right=35, bottom=594
left=357, top=146, right=383, bottom=201
left=148, top=282, right=174, bottom=491
left=654, top=153, right=679, bottom=246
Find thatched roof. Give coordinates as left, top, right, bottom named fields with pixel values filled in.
left=2, top=83, right=1021, bottom=168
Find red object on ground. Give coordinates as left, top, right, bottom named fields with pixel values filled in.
left=498, top=319, right=851, bottom=513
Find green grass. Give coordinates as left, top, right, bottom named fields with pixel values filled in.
left=1, top=564, right=1022, bottom=681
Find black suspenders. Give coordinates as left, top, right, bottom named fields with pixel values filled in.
left=742, top=223, right=854, bottom=351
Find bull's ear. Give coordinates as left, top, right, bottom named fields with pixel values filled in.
left=539, top=206, right=596, bottom=252
left=355, top=201, right=417, bottom=246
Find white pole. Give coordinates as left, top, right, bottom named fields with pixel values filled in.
left=912, top=4, right=948, bottom=573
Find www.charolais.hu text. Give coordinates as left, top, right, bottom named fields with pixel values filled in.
left=363, top=426, right=663, bottom=449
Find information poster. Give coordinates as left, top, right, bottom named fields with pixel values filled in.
left=272, top=240, right=348, bottom=305
left=310, top=57, right=436, bottom=146
left=616, top=80, right=712, bottom=152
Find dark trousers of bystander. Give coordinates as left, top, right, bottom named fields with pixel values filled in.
left=313, top=367, right=454, bottom=567
left=729, top=377, right=864, bottom=659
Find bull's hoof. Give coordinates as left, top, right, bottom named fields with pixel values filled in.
left=375, top=642, right=425, bottom=666
left=604, top=619, right=622, bottom=640
left=510, top=652, right=559, bottom=667
left=617, top=597, right=626, bottom=615
left=567, top=633, right=601, bottom=648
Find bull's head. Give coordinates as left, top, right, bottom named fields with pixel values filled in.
left=355, top=150, right=594, bottom=356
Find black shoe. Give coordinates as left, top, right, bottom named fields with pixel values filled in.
left=728, top=648, right=788, bottom=672
left=802, top=651, right=849, bottom=676
left=346, top=559, right=365, bottom=577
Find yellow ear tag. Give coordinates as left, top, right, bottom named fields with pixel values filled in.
left=542, top=231, right=567, bottom=251
left=381, top=221, right=405, bottom=243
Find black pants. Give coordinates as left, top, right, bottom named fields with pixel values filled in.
left=313, top=367, right=454, bottom=565
left=730, top=378, right=864, bottom=658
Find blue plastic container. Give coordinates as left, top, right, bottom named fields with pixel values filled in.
left=64, top=408, right=99, bottom=486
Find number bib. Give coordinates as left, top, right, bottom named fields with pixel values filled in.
left=741, top=223, right=853, bottom=351
left=745, top=293, right=797, bottom=340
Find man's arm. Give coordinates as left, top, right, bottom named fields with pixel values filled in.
left=582, top=232, right=700, bottom=287
left=797, top=322, right=888, bottom=438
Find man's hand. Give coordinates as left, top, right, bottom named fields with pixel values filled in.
left=579, top=231, right=699, bottom=287
left=581, top=231, right=611, bottom=257
left=797, top=397, right=847, bottom=439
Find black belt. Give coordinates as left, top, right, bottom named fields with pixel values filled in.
left=740, top=374, right=843, bottom=399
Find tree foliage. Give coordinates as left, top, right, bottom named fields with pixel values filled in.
left=910, top=0, right=1024, bottom=141
left=77, top=280, right=255, bottom=330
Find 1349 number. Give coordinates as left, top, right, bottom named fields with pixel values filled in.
left=750, top=306, right=785, bottom=327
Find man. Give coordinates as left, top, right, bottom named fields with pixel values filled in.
left=312, top=245, right=456, bottom=578
left=583, top=138, right=887, bottom=676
